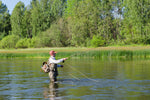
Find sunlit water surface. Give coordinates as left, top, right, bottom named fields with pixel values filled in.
left=0, top=58, right=150, bottom=100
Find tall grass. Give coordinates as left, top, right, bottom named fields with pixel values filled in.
left=0, top=47, right=150, bottom=58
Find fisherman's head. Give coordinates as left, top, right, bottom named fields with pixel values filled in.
left=49, top=50, right=57, bottom=57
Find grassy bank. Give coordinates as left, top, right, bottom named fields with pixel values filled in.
left=0, top=46, right=150, bottom=58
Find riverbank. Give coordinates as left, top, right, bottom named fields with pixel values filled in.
left=0, top=46, right=150, bottom=58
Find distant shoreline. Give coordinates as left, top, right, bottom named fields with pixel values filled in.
left=0, top=46, right=150, bottom=58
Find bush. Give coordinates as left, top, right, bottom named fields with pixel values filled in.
left=37, top=19, right=68, bottom=47
left=28, top=37, right=40, bottom=48
left=132, top=37, right=144, bottom=44
left=16, top=38, right=28, bottom=48
left=91, top=35, right=105, bottom=47
left=16, top=37, right=40, bottom=48
left=144, top=36, right=150, bottom=44
left=124, top=36, right=145, bottom=45
left=37, top=30, right=52, bottom=47
left=0, top=35, right=19, bottom=49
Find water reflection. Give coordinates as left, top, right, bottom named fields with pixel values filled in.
left=43, top=82, right=59, bottom=100
left=0, top=58, right=150, bottom=100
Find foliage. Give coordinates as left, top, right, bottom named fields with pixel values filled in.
left=0, top=0, right=150, bottom=48
left=16, top=37, right=40, bottom=48
left=28, top=37, right=40, bottom=48
left=0, top=1, right=11, bottom=40
left=10, top=1, right=25, bottom=37
left=91, top=35, right=105, bottom=47
left=122, top=0, right=150, bottom=43
left=16, top=38, right=28, bottom=48
left=22, top=7, right=32, bottom=38
left=0, top=35, right=19, bottom=48
left=30, top=0, right=41, bottom=37
left=37, top=31, right=52, bottom=47
left=37, top=18, right=69, bottom=47
left=66, top=0, right=102, bottom=46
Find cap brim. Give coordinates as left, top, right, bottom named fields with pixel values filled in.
left=54, top=51, right=57, bottom=53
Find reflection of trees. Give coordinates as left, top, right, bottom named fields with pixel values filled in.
left=43, top=82, right=59, bottom=100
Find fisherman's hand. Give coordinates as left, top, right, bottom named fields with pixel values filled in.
left=63, top=58, right=68, bottom=61
left=61, top=65, right=64, bottom=68
left=63, top=58, right=68, bottom=63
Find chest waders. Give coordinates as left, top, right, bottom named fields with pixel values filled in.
left=49, top=63, right=58, bottom=82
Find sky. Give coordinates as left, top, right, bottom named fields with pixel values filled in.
left=1, top=0, right=32, bottom=14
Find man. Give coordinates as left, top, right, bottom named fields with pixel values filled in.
left=48, top=50, right=67, bottom=82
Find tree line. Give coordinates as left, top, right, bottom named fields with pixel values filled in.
left=0, top=0, right=150, bottom=48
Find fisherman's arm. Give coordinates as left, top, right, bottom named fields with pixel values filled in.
left=57, top=64, right=63, bottom=67
left=50, top=58, right=64, bottom=63
left=50, top=58, right=67, bottom=64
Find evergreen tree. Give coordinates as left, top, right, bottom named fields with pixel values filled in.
left=10, top=1, right=25, bottom=37
left=0, top=1, right=11, bottom=39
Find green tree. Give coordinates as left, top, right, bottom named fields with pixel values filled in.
left=22, top=6, right=32, bottom=38
left=30, top=0, right=41, bottom=37
left=98, top=0, right=116, bottom=45
left=45, top=0, right=66, bottom=29
left=66, top=0, right=105, bottom=46
left=0, top=1, right=11, bottom=39
left=65, top=0, right=78, bottom=17
left=48, top=0, right=66, bottom=19
left=37, top=18, right=69, bottom=47
left=10, top=1, right=25, bottom=37
left=122, top=0, right=150, bottom=44
left=39, top=0, right=50, bottom=31
left=30, top=0, right=66, bottom=37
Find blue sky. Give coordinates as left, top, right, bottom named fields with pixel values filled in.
left=1, top=0, right=32, bottom=14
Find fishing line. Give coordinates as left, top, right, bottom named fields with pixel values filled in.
left=69, top=73, right=80, bottom=80
left=66, top=63, right=99, bottom=83
left=67, top=52, right=80, bottom=59
left=67, top=48, right=92, bottom=59
left=64, top=49, right=99, bottom=83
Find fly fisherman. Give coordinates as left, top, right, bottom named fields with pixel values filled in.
left=47, top=50, right=67, bottom=82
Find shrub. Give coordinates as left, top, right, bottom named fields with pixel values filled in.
left=144, top=36, right=150, bottom=44
left=91, top=35, right=105, bottom=47
left=16, top=38, right=28, bottom=48
left=37, top=30, right=52, bottom=47
left=28, top=37, right=40, bottom=48
left=132, top=37, right=144, bottom=44
left=0, top=35, right=19, bottom=49
left=16, top=37, right=40, bottom=48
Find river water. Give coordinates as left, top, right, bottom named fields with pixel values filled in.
left=0, top=58, right=150, bottom=100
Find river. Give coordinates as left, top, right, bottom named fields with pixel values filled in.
left=0, top=58, right=150, bottom=100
